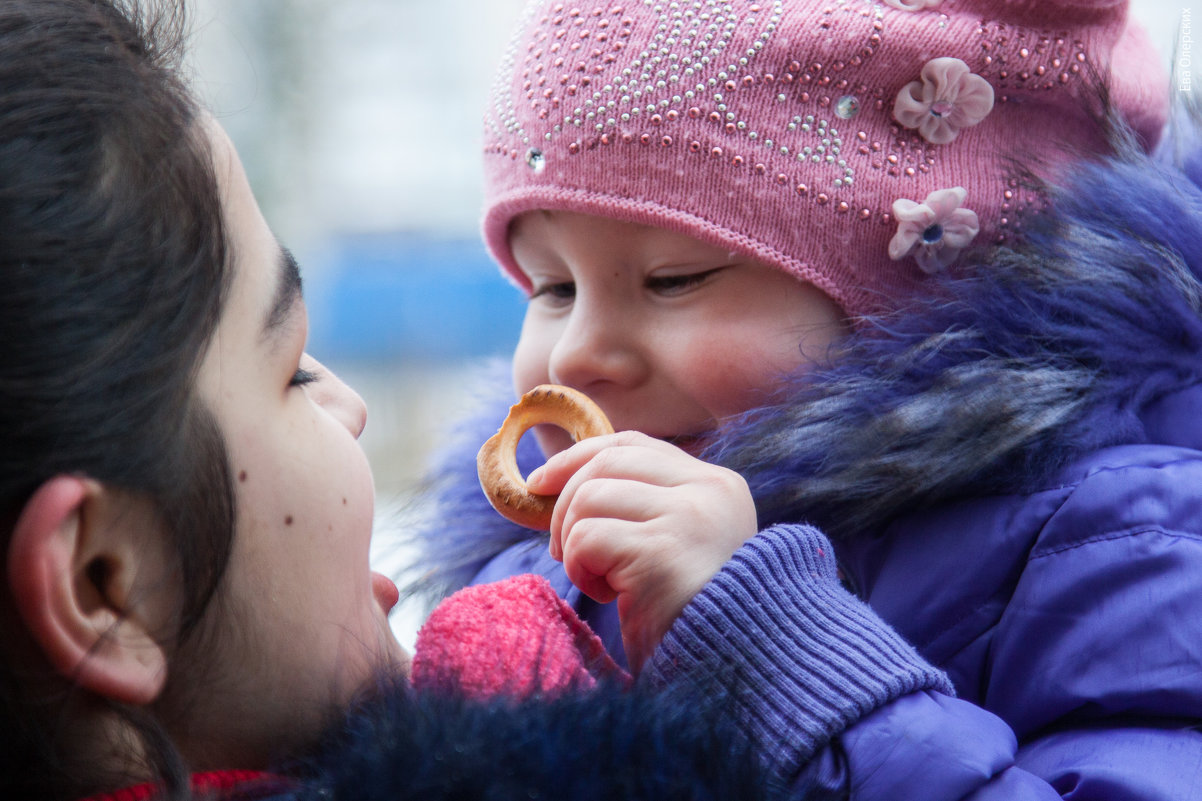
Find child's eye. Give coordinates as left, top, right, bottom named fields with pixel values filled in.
left=290, top=366, right=319, bottom=388
left=529, top=281, right=576, bottom=305
left=645, top=267, right=724, bottom=296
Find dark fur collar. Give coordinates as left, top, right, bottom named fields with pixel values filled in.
left=287, top=681, right=776, bottom=800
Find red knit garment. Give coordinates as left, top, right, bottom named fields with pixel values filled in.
left=411, top=573, right=630, bottom=698
left=77, top=770, right=282, bottom=801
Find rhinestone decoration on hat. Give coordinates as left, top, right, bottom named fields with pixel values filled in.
left=487, top=0, right=877, bottom=195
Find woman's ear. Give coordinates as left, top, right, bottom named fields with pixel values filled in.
left=7, top=476, right=170, bottom=705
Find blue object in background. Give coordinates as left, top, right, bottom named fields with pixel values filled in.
left=308, top=232, right=525, bottom=362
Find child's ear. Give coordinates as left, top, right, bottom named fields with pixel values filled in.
left=7, top=476, right=170, bottom=706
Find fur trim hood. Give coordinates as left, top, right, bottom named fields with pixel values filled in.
left=286, top=681, right=778, bottom=800
left=406, top=113, right=1202, bottom=596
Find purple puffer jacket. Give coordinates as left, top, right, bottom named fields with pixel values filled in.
left=468, top=424, right=1202, bottom=798
left=409, top=131, right=1202, bottom=797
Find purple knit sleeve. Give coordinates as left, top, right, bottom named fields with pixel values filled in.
left=643, top=523, right=953, bottom=780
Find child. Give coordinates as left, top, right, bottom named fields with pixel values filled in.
left=415, top=0, right=1202, bottom=795
left=0, top=1, right=955, bottom=799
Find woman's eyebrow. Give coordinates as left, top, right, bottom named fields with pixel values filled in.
left=262, top=246, right=303, bottom=341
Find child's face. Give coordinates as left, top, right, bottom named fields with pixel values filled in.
left=165, top=122, right=407, bottom=767
left=510, top=210, right=848, bottom=457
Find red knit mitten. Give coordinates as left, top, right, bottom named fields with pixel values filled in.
left=411, top=574, right=630, bottom=699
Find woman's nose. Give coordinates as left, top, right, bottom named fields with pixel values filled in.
left=308, top=358, right=368, bottom=438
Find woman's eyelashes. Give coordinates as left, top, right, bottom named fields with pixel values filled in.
left=290, top=365, right=320, bottom=388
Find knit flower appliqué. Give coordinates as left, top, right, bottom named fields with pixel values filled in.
left=883, top=0, right=943, bottom=10
left=889, top=187, right=979, bottom=274
left=893, top=57, right=995, bottom=145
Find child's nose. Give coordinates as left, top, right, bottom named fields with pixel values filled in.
left=547, top=306, right=647, bottom=390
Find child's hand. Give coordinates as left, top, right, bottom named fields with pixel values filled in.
left=526, top=431, right=758, bottom=672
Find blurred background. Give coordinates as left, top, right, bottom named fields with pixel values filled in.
left=184, top=0, right=1180, bottom=647
left=188, top=0, right=529, bottom=505
left=188, top=0, right=532, bottom=646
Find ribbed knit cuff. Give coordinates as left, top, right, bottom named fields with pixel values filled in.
left=643, top=524, right=953, bottom=779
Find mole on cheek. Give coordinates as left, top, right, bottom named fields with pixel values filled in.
left=238, top=470, right=248, bottom=482
left=342, top=497, right=347, bottom=505
left=285, top=515, right=293, bottom=526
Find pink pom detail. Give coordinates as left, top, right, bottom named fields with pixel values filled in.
left=893, top=57, right=995, bottom=145
left=889, top=187, right=980, bottom=274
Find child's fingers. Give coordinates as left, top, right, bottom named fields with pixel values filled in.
left=563, top=554, right=619, bottom=604
left=548, top=471, right=642, bottom=561
left=561, top=476, right=660, bottom=529
left=558, top=514, right=644, bottom=603
left=547, top=437, right=745, bottom=559
left=550, top=475, right=665, bottom=560
left=550, top=434, right=707, bottom=509
left=526, top=430, right=682, bottom=493
left=524, top=433, right=621, bottom=493
left=558, top=514, right=692, bottom=674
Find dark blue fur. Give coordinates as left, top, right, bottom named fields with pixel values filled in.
left=406, top=113, right=1202, bottom=588
left=285, top=681, right=778, bottom=801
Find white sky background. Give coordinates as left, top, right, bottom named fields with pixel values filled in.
left=188, top=0, right=529, bottom=256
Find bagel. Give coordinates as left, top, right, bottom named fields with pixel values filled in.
left=477, top=384, right=614, bottom=530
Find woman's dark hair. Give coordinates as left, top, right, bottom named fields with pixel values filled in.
left=0, top=0, right=236, bottom=798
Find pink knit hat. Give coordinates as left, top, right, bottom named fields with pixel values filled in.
left=481, top=0, right=1167, bottom=317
